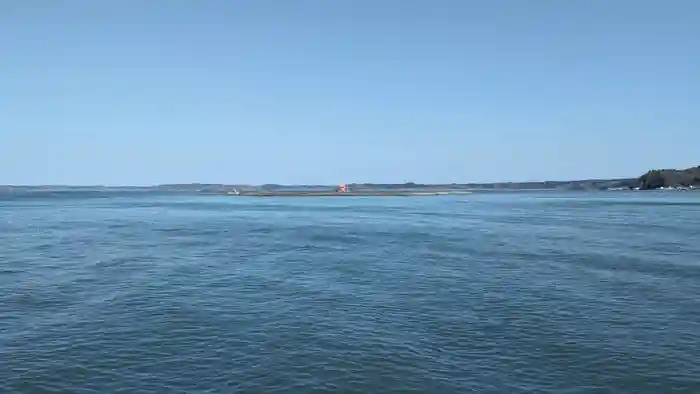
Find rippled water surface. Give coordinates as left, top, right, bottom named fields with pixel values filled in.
left=2, top=192, right=700, bottom=393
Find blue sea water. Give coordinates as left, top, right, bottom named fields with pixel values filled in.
left=1, top=191, right=699, bottom=393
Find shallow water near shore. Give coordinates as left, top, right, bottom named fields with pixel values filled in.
left=1, top=191, right=700, bottom=393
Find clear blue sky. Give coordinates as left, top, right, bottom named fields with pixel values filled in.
left=1, top=1, right=698, bottom=185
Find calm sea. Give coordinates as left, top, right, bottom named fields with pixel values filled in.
left=1, top=192, right=699, bottom=393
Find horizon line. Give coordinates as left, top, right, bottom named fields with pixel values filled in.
left=0, top=177, right=639, bottom=189
left=6, top=164, right=694, bottom=188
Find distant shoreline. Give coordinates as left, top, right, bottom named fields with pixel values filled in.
left=2, top=166, right=697, bottom=193
left=221, top=191, right=473, bottom=197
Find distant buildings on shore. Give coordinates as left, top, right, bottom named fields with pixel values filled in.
left=608, top=185, right=696, bottom=191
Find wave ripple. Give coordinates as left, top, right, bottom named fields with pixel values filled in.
left=1, top=193, right=700, bottom=393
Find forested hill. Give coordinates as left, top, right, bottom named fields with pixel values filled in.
left=637, top=166, right=700, bottom=189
